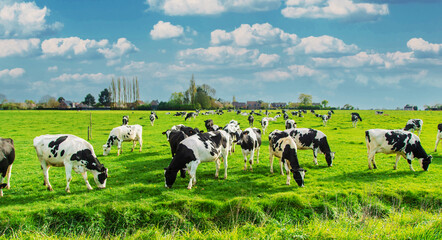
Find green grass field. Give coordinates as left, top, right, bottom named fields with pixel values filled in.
left=0, top=110, right=440, bottom=239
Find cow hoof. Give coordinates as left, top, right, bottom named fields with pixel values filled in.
left=48, top=187, right=53, bottom=191
left=187, top=187, right=192, bottom=190
left=6, top=185, right=10, bottom=189
left=65, top=189, right=71, bottom=193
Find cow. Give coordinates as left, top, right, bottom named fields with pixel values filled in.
left=238, top=128, right=261, bottom=171
left=0, top=138, right=14, bottom=197
left=267, top=114, right=281, bottom=122
left=283, top=112, right=289, bottom=120
left=317, top=113, right=331, bottom=126
left=375, top=111, right=384, bottom=115
left=268, top=131, right=306, bottom=187
left=162, top=126, right=202, bottom=157
left=164, top=131, right=230, bottom=189
left=261, top=117, right=269, bottom=135
left=435, top=123, right=442, bottom=152
left=205, top=119, right=215, bottom=132
left=404, top=119, right=423, bottom=137
left=285, top=119, right=296, bottom=129
left=150, top=112, right=158, bottom=126
left=122, top=115, right=129, bottom=125
left=33, top=134, right=108, bottom=193
left=365, top=129, right=432, bottom=171
left=248, top=114, right=254, bottom=127
left=223, top=122, right=242, bottom=154
left=285, top=128, right=334, bottom=167
left=185, top=112, right=198, bottom=121
left=103, top=125, right=143, bottom=156
left=351, top=112, right=362, bottom=128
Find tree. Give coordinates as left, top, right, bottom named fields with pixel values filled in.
left=195, top=87, right=211, bottom=109
left=57, top=97, right=65, bottom=103
left=189, top=74, right=197, bottom=105
left=98, top=88, right=111, bottom=106
left=83, top=94, right=96, bottom=106
left=298, top=93, right=312, bottom=106
left=321, top=100, right=329, bottom=108
left=232, top=96, right=236, bottom=102
left=0, top=93, right=6, bottom=104
left=342, top=104, right=354, bottom=110
left=169, top=92, right=185, bottom=105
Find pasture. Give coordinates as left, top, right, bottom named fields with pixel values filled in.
left=0, top=110, right=441, bottom=239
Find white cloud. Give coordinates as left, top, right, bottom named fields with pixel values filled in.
left=97, top=38, right=138, bottom=65
left=211, top=23, right=298, bottom=47
left=281, top=0, right=389, bottom=21
left=288, top=64, right=317, bottom=76
left=150, top=21, right=184, bottom=40
left=0, top=68, right=25, bottom=78
left=0, top=1, right=62, bottom=37
left=0, top=38, right=40, bottom=57
left=50, top=73, right=116, bottom=84
left=256, top=53, right=280, bottom=67
left=285, top=35, right=359, bottom=55
left=313, top=51, right=414, bottom=68
left=47, top=66, right=58, bottom=72
left=407, top=38, right=442, bottom=57
left=178, top=46, right=260, bottom=65
left=41, top=37, right=108, bottom=58
left=255, top=69, right=292, bottom=82
left=146, top=0, right=280, bottom=16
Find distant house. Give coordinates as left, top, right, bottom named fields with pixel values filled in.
left=58, top=101, right=71, bottom=109
left=404, top=104, right=417, bottom=111
left=271, top=102, right=287, bottom=108
left=232, top=101, right=246, bottom=109
left=247, top=101, right=260, bottom=109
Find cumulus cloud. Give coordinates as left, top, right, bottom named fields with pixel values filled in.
left=50, top=73, right=116, bottom=84
left=255, top=69, right=292, bottom=82
left=256, top=53, right=280, bottom=67
left=313, top=51, right=414, bottom=68
left=407, top=38, right=442, bottom=57
left=211, top=23, right=298, bottom=47
left=47, top=66, right=58, bottom=72
left=281, top=0, right=389, bottom=21
left=0, top=68, right=25, bottom=78
left=285, top=35, right=359, bottom=56
left=0, top=1, right=62, bottom=37
left=288, top=64, right=317, bottom=76
left=146, top=0, right=281, bottom=16
left=0, top=38, right=40, bottom=57
left=178, top=46, right=260, bottom=65
left=150, top=21, right=184, bottom=40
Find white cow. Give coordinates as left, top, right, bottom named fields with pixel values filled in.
left=285, top=119, right=296, bottom=129
left=33, top=134, right=108, bottom=193
left=435, top=124, right=442, bottom=152
left=403, top=119, right=423, bottom=137
left=103, top=125, right=143, bottom=156
left=238, top=128, right=261, bottom=171
left=261, top=117, right=269, bottom=135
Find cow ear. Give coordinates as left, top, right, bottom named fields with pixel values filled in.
left=162, top=131, right=167, bottom=135
left=237, top=123, right=240, bottom=125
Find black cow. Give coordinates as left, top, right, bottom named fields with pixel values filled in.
left=351, top=112, right=362, bottom=128
left=404, top=119, right=423, bottom=137
left=162, top=126, right=202, bottom=158
left=0, top=138, right=15, bottom=197
left=435, top=123, right=442, bottom=152
left=185, top=112, right=198, bottom=121
left=238, top=127, right=261, bottom=171
left=248, top=114, right=254, bottom=127
left=122, top=115, right=129, bottom=125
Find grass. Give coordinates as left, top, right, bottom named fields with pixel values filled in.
left=0, top=109, right=440, bottom=239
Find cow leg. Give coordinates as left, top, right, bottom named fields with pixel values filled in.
left=406, top=155, right=415, bottom=171
left=269, top=152, right=274, bottom=174
left=117, top=141, right=122, bottom=156
left=284, top=161, right=291, bottom=185
left=81, top=172, right=93, bottom=190
left=64, top=165, right=73, bottom=193
left=0, top=174, right=4, bottom=197
left=313, top=149, right=319, bottom=165
left=418, top=128, right=421, bottom=137
left=279, top=158, right=284, bottom=175
left=187, top=161, right=199, bottom=190
left=41, top=161, right=53, bottom=191
left=5, top=164, right=12, bottom=189
left=367, top=151, right=376, bottom=169
left=256, top=147, right=260, bottom=164
left=394, top=154, right=401, bottom=170
left=249, top=150, right=255, bottom=171
left=435, top=135, right=440, bottom=152
left=215, top=159, right=220, bottom=179
left=222, top=151, right=228, bottom=179
left=139, top=136, right=143, bottom=152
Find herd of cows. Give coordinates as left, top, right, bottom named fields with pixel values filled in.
left=0, top=110, right=441, bottom=196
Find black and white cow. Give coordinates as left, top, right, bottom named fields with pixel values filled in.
left=267, top=114, right=281, bottom=122
left=185, top=112, right=198, bottom=121
left=205, top=119, right=215, bottom=132
left=261, top=117, right=269, bottom=135
left=285, top=128, right=334, bottom=167
left=162, top=126, right=202, bottom=157
left=103, top=125, right=143, bottom=156
left=150, top=112, right=158, bottom=126
left=122, top=115, right=129, bottom=125
left=375, top=111, right=384, bottom=115
left=365, top=129, right=432, bottom=171
left=283, top=112, right=289, bottom=121
left=268, top=130, right=306, bottom=187
left=248, top=114, right=254, bottom=127
left=404, top=119, right=423, bottom=137
left=318, top=113, right=331, bottom=126
left=223, top=121, right=242, bottom=154
left=435, top=123, right=442, bottom=152
left=0, top=138, right=14, bottom=197
left=285, top=119, right=296, bottom=129
left=351, top=112, right=362, bottom=128
left=33, top=134, right=108, bottom=192
left=164, top=131, right=230, bottom=189
left=238, top=128, right=261, bottom=171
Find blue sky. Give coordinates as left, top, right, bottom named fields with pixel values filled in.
left=1, top=0, right=441, bottom=109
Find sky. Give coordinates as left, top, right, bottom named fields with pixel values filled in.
left=0, top=0, right=441, bottom=109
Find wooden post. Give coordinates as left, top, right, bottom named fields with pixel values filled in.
left=88, top=126, right=90, bottom=141
left=89, top=113, right=92, bottom=140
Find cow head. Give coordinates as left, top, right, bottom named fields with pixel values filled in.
left=325, top=152, right=335, bottom=167
left=421, top=155, right=432, bottom=171
left=291, top=168, right=307, bottom=187
left=164, top=167, right=179, bottom=188
left=103, top=136, right=118, bottom=155
left=102, top=144, right=111, bottom=156
left=92, top=166, right=108, bottom=189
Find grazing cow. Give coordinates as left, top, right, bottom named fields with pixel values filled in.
left=291, top=111, right=298, bottom=116
left=122, top=115, right=129, bottom=125
left=261, top=117, right=269, bottom=135
left=311, top=110, right=315, bottom=114
left=285, top=128, right=334, bottom=167
left=267, top=114, right=281, bottom=122
left=150, top=112, right=158, bottom=126
left=103, top=125, right=143, bottom=156
left=33, top=134, right=108, bottom=192
left=351, top=112, right=362, bottom=128
left=248, top=114, right=254, bottom=127
left=268, top=131, right=306, bottom=186
left=283, top=112, right=289, bottom=120
left=435, top=123, right=442, bottom=152
left=223, top=122, right=242, bottom=154
left=328, top=110, right=334, bottom=115
left=205, top=119, right=215, bottom=132
left=375, top=111, right=384, bottom=115
left=185, top=112, right=198, bottom=121
left=317, top=113, right=331, bottom=126
left=365, top=129, right=432, bottom=171
left=285, top=119, right=296, bottom=129
left=238, top=128, right=262, bottom=171
left=404, top=119, right=423, bottom=137
left=162, top=126, right=202, bottom=157
left=0, top=138, right=14, bottom=197
left=164, top=131, right=230, bottom=189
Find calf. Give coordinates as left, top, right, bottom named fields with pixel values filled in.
left=103, top=125, right=143, bottom=156
left=285, top=128, right=334, bottom=167
left=33, top=134, right=108, bottom=192
left=435, top=123, right=442, bottom=152
left=122, top=115, right=129, bottom=125
left=164, top=131, right=230, bottom=189
left=268, top=131, right=306, bottom=186
left=351, top=112, right=362, bottom=128
left=285, top=119, right=296, bottom=129
left=365, top=129, right=432, bottom=171
left=0, top=138, right=14, bottom=197
left=223, top=122, right=242, bottom=154
left=150, top=112, right=158, bottom=126
left=248, top=114, right=254, bottom=127
left=238, top=128, right=261, bottom=171
left=404, top=119, right=423, bottom=137
left=261, top=117, right=269, bottom=135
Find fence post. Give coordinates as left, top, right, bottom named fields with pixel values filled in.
left=89, top=113, right=92, bottom=140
